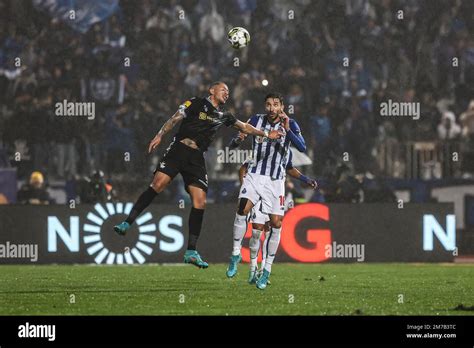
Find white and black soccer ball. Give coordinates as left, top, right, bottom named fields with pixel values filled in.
left=227, top=27, right=250, bottom=49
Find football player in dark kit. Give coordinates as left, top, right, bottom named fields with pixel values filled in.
left=114, top=82, right=282, bottom=268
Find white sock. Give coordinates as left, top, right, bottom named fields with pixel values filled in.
left=264, top=227, right=281, bottom=273
left=249, top=229, right=262, bottom=270
left=260, top=231, right=270, bottom=271
left=232, top=214, right=247, bottom=256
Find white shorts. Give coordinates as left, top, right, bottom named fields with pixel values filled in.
left=239, top=172, right=285, bottom=216
left=250, top=200, right=270, bottom=224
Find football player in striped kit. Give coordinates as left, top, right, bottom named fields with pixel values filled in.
left=236, top=149, right=318, bottom=285
left=226, top=92, right=307, bottom=289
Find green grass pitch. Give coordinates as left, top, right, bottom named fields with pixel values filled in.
left=0, top=263, right=472, bottom=315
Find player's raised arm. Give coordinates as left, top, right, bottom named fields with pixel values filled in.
left=148, top=110, right=184, bottom=153
left=285, top=151, right=317, bottom=189
left=286, top=167, right=318, bottom=189
left=279, top=111, right=306, bottom=152
left=233, top=119, right=282, bottom=139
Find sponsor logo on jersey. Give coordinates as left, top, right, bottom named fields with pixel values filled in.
left=199, top=112, right=221, bottom=123
left=255, top=135, right=283, bottom=144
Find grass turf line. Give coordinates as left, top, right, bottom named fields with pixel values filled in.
left=0, top=263, right=472, bottom=315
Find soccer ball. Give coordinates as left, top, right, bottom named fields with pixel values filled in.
left=227, top=27, right=250, bottom=49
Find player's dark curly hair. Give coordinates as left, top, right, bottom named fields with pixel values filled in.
left=264, top=92, right=284, bottom=104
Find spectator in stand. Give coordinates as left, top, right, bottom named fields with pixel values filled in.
left=17, top=171, right=51, bottom=205
left=241, top=99, right=254, bottom=120
left=310, top=102, right=332, bottom=175
left=460, top=100, right=474, bottom=141
left=459, top=100, right=474, bottom=177
left=232, top=73, right=252, bottom=110
left=437, top=111, right=461, bottom=140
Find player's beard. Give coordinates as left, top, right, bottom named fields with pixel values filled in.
left=268, top=112, right=279, bottom=122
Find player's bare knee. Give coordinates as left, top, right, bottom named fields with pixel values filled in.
left=237, top=198, right=251, bottom=215
left=153, top=176, right=171, bottom=192
left=252, top=223, right=265, bottom=231
left=150, top=181, right=164, bottom=193
left=270, top=219, right=282, bottom=229
left=193, top=198, right=206, bottom=209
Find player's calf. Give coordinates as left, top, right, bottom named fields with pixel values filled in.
left=248, top=227, right=263, bottom=284
left=114, top=172, right=171, bottom=236
left=256, top=224, right=281, bottom=289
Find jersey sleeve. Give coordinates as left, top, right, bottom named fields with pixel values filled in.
left=285, top=150, right=294, bottom=170
left=178, top=97, right=200, bottom=118
left=224, top=112, right=238, bottom=127
left=287, top=119, right=307, bottom=152
left=247, top=115, right=259, bottom=127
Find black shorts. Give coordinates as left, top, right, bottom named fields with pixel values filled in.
left=155, top=141, right=208, bottom=192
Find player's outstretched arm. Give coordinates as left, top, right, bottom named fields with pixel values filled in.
left=229, top=116, right=252, bottom=148
left=286, top=168, right=318, bottom=189
left=148, top=110, right=184, bottom=153
left=234, top=120, right=282, bottom=139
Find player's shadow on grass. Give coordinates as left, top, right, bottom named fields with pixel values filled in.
left=452, top=304, right=474, bottom=311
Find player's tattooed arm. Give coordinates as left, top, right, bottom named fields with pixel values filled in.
left=148, top=110, right=184, bottom=153
left=234, top=120, right=283, bottom=139
left=230, top=117, right=252, bottom=148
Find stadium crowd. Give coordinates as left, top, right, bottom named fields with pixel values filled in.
left=0, top=0, right=474, bottom=203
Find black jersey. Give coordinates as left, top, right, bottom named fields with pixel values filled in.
left=175, top=97, right=237, bottom=151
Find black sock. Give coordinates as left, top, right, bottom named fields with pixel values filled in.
left=125, top=187, right=157, bottom=225
left=187, top=207, right=205, bottom=250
